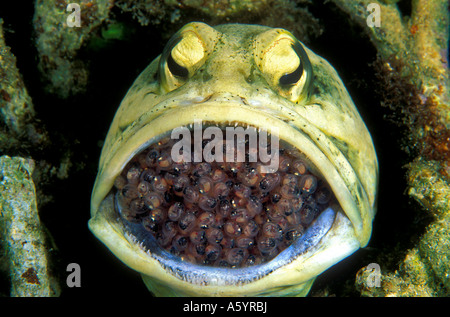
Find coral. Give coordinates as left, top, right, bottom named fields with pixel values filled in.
left=355, top=248, right=439, bottom=297
left=0, top=16, right=69, bottom=297
left=33, top=0, right=114, bottom=98
left=330, top=0, right=449, bottom=162
left=0, top=19, right=48, bottom=153
left=330, top=0, right=450, bottom=296
left=0, top=156, right=59, bottom=296
left=115, top=0, right=321, bottom=43
left=115, top=0, right=272, bottom=26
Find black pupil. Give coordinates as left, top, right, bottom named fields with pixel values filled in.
left=167, top=52, right=189, bottom=78
left=279, top=62, right=303, bottom=86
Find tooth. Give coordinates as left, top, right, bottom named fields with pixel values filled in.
left=289, top=207, right=336, bottom=254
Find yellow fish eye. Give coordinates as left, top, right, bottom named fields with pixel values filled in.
left=159, top=22, right=220, bottom=93
left=166, top=45, right=189, bottom=78
left=254, top=29, right=313, bottom=103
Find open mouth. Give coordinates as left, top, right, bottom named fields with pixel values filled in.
left=111, top=121, right=341, bottom=279
left=87, top=22, right=378, bottom=296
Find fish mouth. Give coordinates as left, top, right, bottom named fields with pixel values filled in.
left=107, top=120, right=348, bottom=285
left=90, top=96, right=364, bottom=295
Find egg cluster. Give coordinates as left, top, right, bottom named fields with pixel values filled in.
left=114, top=133, right=334, bottom=268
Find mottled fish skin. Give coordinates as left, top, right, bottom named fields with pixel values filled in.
left=89, top=23, right=378, bottom=296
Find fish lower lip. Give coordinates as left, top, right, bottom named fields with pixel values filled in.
left=112, top=122, right=342, bottom=276
left=120, top=205, right=336, bottom=285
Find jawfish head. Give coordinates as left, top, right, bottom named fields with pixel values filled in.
left=89, top=22, right=378, bottom=296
